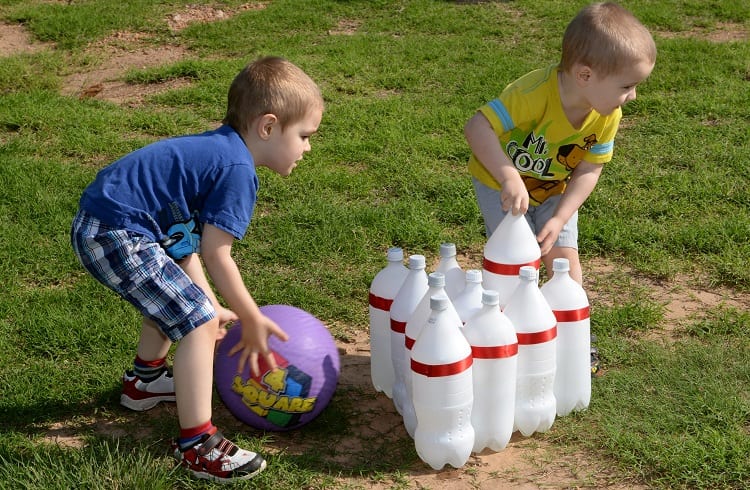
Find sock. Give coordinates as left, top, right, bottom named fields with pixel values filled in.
left=132, top=356, right=167, bottom=382
left=178, top=421, right=216, bottom=450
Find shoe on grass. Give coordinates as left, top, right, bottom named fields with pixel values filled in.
left=120, top=368, right=176, bottom=411
left=172, top=430, right=267, bottom=483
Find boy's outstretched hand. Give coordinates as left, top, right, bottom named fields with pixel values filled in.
left=228, top=314, right=290, bottom=377
left=215, top=306, right=239, bottom=343
left=536, top=215, right=565, bottom=256
left=499, top=174, right=530, bottom=216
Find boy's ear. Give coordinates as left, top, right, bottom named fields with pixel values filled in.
left=574, top=64, right=593, bottom=85
left=257, top=114, right=278, bottom=140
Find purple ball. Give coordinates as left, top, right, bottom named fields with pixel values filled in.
left=214, top=304, right=340, bottom=431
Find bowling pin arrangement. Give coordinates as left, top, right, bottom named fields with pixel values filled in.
left=368, top=221, right=591, bottom=470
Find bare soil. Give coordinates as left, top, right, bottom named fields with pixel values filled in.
left=5, top=8, right=748, bottom=489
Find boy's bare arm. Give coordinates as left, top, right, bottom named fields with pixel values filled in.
left=200, top=223, right=289, bottom=375
left=464, top=112, right=529, bottom=214
left=537, top=161, right=603, bottom=254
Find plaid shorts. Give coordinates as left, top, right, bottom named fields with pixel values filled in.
left=70, top=210, right=215, bottom=341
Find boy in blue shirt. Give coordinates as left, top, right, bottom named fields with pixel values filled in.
left=71, top=56, right=324, bottom=483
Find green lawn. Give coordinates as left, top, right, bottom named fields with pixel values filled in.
left=0, top=1, right=748, bottom=488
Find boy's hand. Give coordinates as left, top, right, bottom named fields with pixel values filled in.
left=536, top=216, right=565, bottom=256
left=215, top=306, right=238, bottom=343
left=228, top=314, right=290, bottom=377
left=500, top=174, right=529, bottom=215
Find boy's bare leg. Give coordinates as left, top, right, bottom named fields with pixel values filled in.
left=173, top=317, right=219, bottom=428
left=542, top=246, right=583, bottom=285
left=136, top=317, right=172, bottom=361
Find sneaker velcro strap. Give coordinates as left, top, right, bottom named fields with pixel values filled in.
left=196, top=430, right=227, bottom=455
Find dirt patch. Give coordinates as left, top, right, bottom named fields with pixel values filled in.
left=329, top=19, right=362, bottom=36
left=656, top=22, right=748, bottom=43
left=58, top=30, right=193, bottom=105
left=0, top=22, right=54, bottom=56
left=165, top=2, right=268, bottom=33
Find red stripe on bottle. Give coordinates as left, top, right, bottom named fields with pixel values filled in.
left=482, top=257, right=541, bottom=276
left=390, top=318, right=407, bottom=334
left=411, top=354, right=473, bottom=377
left=369, top=292, right=394, bottom=312
left=553, top=306, right=590, bottom=322
left=405, top=336, right=415, bottom=350
left=516, top=325, right=557, bottom=345
left=471, top=343, right=518, bottom=359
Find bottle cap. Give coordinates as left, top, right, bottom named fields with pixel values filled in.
left=519, top=265, right=537, bottom=280
left=439, top=242, right=456, bottom=257
left=387, top=247, right=404, bottom=262
left=428, top=272, right=446, bottom=287
left=482, top=289, right=500, bottom=306
left=429, top=294, right=449, bottom=311
left=552, top=258, right=570, bottom=272
left=408, top=254, right=426, bottom=270
left=465, top=269, right=482, bottom=283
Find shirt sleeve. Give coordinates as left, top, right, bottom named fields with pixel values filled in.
left=585, top=109, right=621, bottom=164
left=199, top=163, right=259, bottom=240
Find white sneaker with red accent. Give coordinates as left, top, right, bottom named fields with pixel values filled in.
left=120, top=369, right=176, bottom=411
left=172, top=430, right=267, bottom=482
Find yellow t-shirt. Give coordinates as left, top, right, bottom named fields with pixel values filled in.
left=468, top=64, right=621, bottom=206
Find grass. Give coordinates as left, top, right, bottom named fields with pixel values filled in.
left=0, top=0, right=748, bottom=488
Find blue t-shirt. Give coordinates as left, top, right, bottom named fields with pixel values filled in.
left=79, top=125, right=258, bottom=241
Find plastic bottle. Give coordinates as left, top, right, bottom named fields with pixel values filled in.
left=482, top=212, right=541, bottom=308
left=502, top=266, right=557, bottom=436
left=390, top=254, right=429, bottom=415
left=540, top=258, right=591, bottom=416
left=462, top=289, right=518, bottom=452
left=435, top=243, right=466, bottom=300
left=369, top=247, right=409, bottom=398
left=411, top=295, right=474, bottom=470
left=452, top=269, right=484, bottom=325
left=403, top=272, right=461, bottom=438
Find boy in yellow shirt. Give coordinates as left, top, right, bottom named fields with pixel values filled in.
left=465, top=2, right=656, bottom=286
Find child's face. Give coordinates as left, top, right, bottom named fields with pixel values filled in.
left=263, top=106, right=323, bottom=176
left=586, top=59, right=654, bottom=116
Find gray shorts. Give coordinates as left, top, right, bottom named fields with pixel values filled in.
left=471, top=177, right=578, bottom=249
left=70, top=210, right=215, bottom=341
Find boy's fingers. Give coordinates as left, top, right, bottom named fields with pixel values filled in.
left=263, top=351, right=278, bottom=371
left=249, top=354, right=260, bottom=378
left=273, top=328, right=290, bottom=342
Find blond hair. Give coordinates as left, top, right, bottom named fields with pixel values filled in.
left=560, top=2, right=656, bottom=77
left=223, top=56, right=324, bottom=136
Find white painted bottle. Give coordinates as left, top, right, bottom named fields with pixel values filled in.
left=503, top=266, right=557, bottom=436
left=452, top=269, right=484, bottom=325
left=369, top=247, right=409, bottom=398
left=540, top=258, right=591, bottom=416
left=411, top=295, right=474, bottom=470
left=482, top=212, right=541, bottom=308
left=403, top=272, right=461, bottom=438
left=462, top=289, right=518, bottom=452
left=436, top=242, right=466, bottom=300
left=390, top=254, right=429, bottom=416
